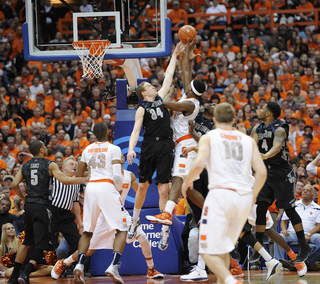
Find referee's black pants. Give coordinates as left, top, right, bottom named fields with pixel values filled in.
left=51, top=206, right=80, bottom=254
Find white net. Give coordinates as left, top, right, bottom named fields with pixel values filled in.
left=72, top=40, right=111, bottom=79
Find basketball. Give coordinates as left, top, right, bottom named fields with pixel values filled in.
left=178, top=25, right=197, bottom=44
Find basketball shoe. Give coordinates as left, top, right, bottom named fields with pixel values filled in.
left=294, top=261, right=307, bottom=277
left=230, top=265, right=244, bottom=278
left=73, top=263, right=85, bottom=284
left=145, top=211, right=172, bottom=225
left=105, top=264, right=124, bottom=284
left=180, top=266, right=208, bottom=281
left=51, top=259, right=68, bottom=279
left=147, top=267, right=164, bottom=279
left=159, top=229, right=170, bottom=251
left=265, top=258, right=282, bottom=282
left=127, top=217, right=140, bottom=239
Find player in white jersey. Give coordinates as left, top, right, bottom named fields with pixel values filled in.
left=73, top=122, right=126, bottom=284
left=52, top=154, right=164, bottom=281
left=181, top=103, right=267, bottom=284
left=145, top=39, right=206, bottom=250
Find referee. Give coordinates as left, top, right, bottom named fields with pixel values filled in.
left=51, top=157, right=84, bottom=279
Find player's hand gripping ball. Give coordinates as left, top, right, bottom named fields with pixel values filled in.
left=178, top=25, right=197, bottom=45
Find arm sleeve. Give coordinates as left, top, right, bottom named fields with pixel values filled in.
left=306, top=163, right=318, bottom=175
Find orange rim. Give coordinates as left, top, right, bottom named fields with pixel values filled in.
left=72, top=40, right=111, bottom=49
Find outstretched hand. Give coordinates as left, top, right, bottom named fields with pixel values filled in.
left=185, top=37, right=200, bottom=61
left=174, top=41, right=185, bottom=56
left=127, top=150, right=136, bottom=165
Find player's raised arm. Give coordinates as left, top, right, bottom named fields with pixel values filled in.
left=181, top=38, right=197, bottom=91
left=50, top=162, right=90, bottom=185
left=261, top=127, right=286, bottom=160
left=127, top=107, right=145, bottom=165
left=158, top=42, right=183, bottom=99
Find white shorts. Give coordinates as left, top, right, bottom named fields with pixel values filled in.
left=199, top=189, right=252, bottom=255
left=173, top=139, right=198, bottom=178
left=83, top=182, right=127, bottom=233
left=248, top=204, right=274, bottom=230
left=89, top=210, right=144, bottom=250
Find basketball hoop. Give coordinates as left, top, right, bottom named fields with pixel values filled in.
left=72, top=40, right=111, bottom=79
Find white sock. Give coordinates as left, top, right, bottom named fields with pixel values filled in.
left=64, top=255, right=76, bottom=265
left=164, top=200, right=176, bottom=214
left=225, top=275, right=238, bottom=284
left=133, top=208, right=141, bottom=221
left=162, top=225, right=169, bottom=232
left=258, top=247, right=272, bottom=262
left=197, top=255, right=205, bottom=270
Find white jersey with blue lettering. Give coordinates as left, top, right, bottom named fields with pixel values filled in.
left=120, top=170, right=132, bottom=205
left=81, top=141, right=121, bottom=181
left=172, top=97, right=200, bottom=142
left=207, top=128, right=255, bottom=195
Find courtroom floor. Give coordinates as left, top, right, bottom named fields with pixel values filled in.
left=0, top=270, right=319, bottom=283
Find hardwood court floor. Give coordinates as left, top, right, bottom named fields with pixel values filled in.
left=0, top=271, right=319, bottom=284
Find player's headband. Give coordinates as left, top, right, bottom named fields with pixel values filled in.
left=191, top=80, right=205, bottom=97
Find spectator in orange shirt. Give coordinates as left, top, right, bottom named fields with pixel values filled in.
left=45, top=144, right=55, bottom=161
left=215, top=62, right=228, bottom=81
left=26, top=107, right=45, bottom=132
left=6, top=137, right=19, bottom=159
left=11, top=25, right=22, bottom=58
left=304, top=106, right=316, bottom=126
left=57, top=129, right=70, bottom=147
left=254, top=0, right=272, bottom=24
left=167, top=0, right=187, bottom=27
left=226, top=94, right=242, bottom=111
left=305, top=90, right=320, bottom=109
left=298, top=0, right=314, bottom=21
left=277, top=64, right=294, bottom=91
left=51, top=108, right=63, bottom=126
left=301, top=66, right=314, bottom=87
left=253, top=85, right=271, bottom=103
left=20, top=66, right=33, bottom=86
left=295, top=101, right=309, bottom=120
left=226, top=38, right=240, bottom=54
left=71, top=129, right=89, bottom=151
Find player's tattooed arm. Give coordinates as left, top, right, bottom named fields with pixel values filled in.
left=262, top=127, right=286, bottom=160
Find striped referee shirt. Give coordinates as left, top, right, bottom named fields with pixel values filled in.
left=52, top=177, right=80, bottom=210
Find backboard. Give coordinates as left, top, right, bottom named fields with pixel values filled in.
left=23, top=0, right=172, bottom=61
